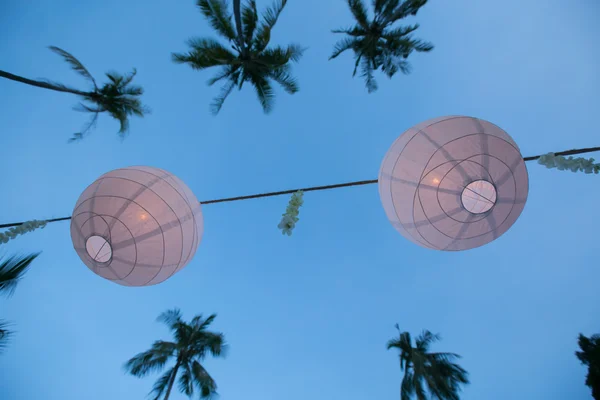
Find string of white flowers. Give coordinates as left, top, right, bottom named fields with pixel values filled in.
left=0, top=220, right=47, bottom=245
left=537, top=152, right=600, bottom=174
left=277, top=191, right=304, bottom=236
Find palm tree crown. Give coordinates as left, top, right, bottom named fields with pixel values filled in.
left=0, top=253, right=40, bottom=352
left=172, top=0, right=304, bottom=115
left=576, top=333, right=600, bottom=400
left=124, top=309, right=227, bottom=400
left=330, top=0, right=433, bottom=93
left=0, top=46, right=148, bottom=141
left=386, top=325, right=469, bottom=400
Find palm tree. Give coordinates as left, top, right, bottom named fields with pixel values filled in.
left=386, top=324, right=469, bottom=400
left=330, top=0, right=433, bottom=93
left=124, top=309, right=227, bottom=400
left=0, top=46, right=148, bottom=141
left=0, top=253, right=40, bottom=352
left=576, top=333, right=600, bottom=400
left=172, top=0, right=304, bottom=115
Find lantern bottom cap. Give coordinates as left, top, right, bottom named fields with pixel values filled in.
left=460, top=179, right=497, bottom=214
left=86, top=235, right=113, bottom=263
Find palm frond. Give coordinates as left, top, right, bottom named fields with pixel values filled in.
left=191, top=314, right=216, bottom=330
left=359, top=55, right=378, bottom=92
left=384, top=36, right=433, bottom=58
left=149, top=367, right=176, bottom=400
left=104, top=71, right=123, bottom=86
left=201, top=332, right=228, bottom=357
left=242, top=0, right=259, bottom=45
left=178, top=363, right=194, bottom=396
left=191, top=360, right=217, bottom=399
left=351, top=53, right=363, bottom=78
left=390, top=0, right=428, bottom=21
left=253, top=0, right=288, bottom=52
left=210, top=76, right=237, bottom=115
left=331, top=26, right=367, bottom=37
left=415, top=330, right=440, bottom=352
left=157, top=309, right=184, bottom=331
left=428, top=351, right=462, bottom=363
left=68, top=109, right=100, bottom=143
left=400, top=368, right=415, bottom=400
left=48, top=46, right=97, bottom=88
left=371, top=0, right=387, bottom=14
left=268, top=67, right=299, bottom=94
left=119, top=68, right=138, bottom=88
left=411, top=39, right=434, bottom=52
left=249, top=73, right=274, bottom=113
left=379, top=52, right=411, bottom=77
left=284, top=43, right=304, bottom=63
left=123, top=340, right=176, bottom=377
left=386, top=327, right=413, bottom=371
left=422, top=371, right=447, bottom=400
left=114, top=113, right=129, bottom=136
left=207, top=65, right=240, bottom=86
left=197, top=0, right=238, bottom=41
left=347, top=0, right=370, bottom=29
left=424, top=360, right=469, bottom=399
left=187, top=38, right=235, bottom=59
left=259, top=44, right=304, bottom=66
left=0, top=253, right=40, bottom=297
left=383, top=24, right=420, bottom=39
left=413, top=372, right=427, bottom=400
left=329, top=37, right=361, bottom=60
left=73, top=102, right=104, bottom=113
left=379, top=0, right=401, bottom=21
left=260, top=0, right=287, bottom=30
left=0, top=320, right=12, bottom=352
left=173, top=37, right=238, bottom=69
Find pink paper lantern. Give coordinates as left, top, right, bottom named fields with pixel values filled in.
left=70, top=166, right=203, bottom=286
left=378, top=116, right=529, bottom=251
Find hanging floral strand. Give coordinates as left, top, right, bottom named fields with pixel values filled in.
left=277, top=191, right=304, bottom=236
left=0, top=220, right=47, bottom=245
left=537, top=152, right=600, bottom=174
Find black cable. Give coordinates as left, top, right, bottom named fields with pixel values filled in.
left=1, top=146, right=599, bottom=230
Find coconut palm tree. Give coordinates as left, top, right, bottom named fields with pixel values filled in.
left=172, top=0, right=304, bottom=115
left=124, top=309, right=227, bottom=400
left=386, top=324, right=469, bottom=400
left=330, top=0, right=433, bottom=93
left=0, top=253, right=40, bottom=352
left=576, top=333, right=600, bottom=400
left=0, top=46, right=148, bottom=141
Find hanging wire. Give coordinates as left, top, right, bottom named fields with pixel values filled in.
left=1, top=146, right=599, bottom=230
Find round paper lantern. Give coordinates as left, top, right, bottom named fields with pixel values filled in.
left=378, top=116, right=528, bottom=251
left=70, top=166, right=203, bottom=286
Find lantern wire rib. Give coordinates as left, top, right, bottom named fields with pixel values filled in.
left=1, top=146, right=599, bottom=230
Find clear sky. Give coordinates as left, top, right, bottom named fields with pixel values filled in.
left=0, top=0, right=599, bottom=399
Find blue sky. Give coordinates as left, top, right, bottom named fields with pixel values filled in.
left=1, top=0, right=599, bottom=399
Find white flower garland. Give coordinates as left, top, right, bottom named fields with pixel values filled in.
left=278, top=191, right=304, bottom=236
left=0, top=220, right=47, bottom=245
left=537, top=152, right=600, bottom=174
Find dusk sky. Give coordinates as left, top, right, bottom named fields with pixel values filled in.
left=1, top=0, right=599, bottom=399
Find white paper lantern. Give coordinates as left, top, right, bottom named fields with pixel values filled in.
left=379, top=116, right=529, bottom=251
left=70, top=166, right=203, bottom=286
